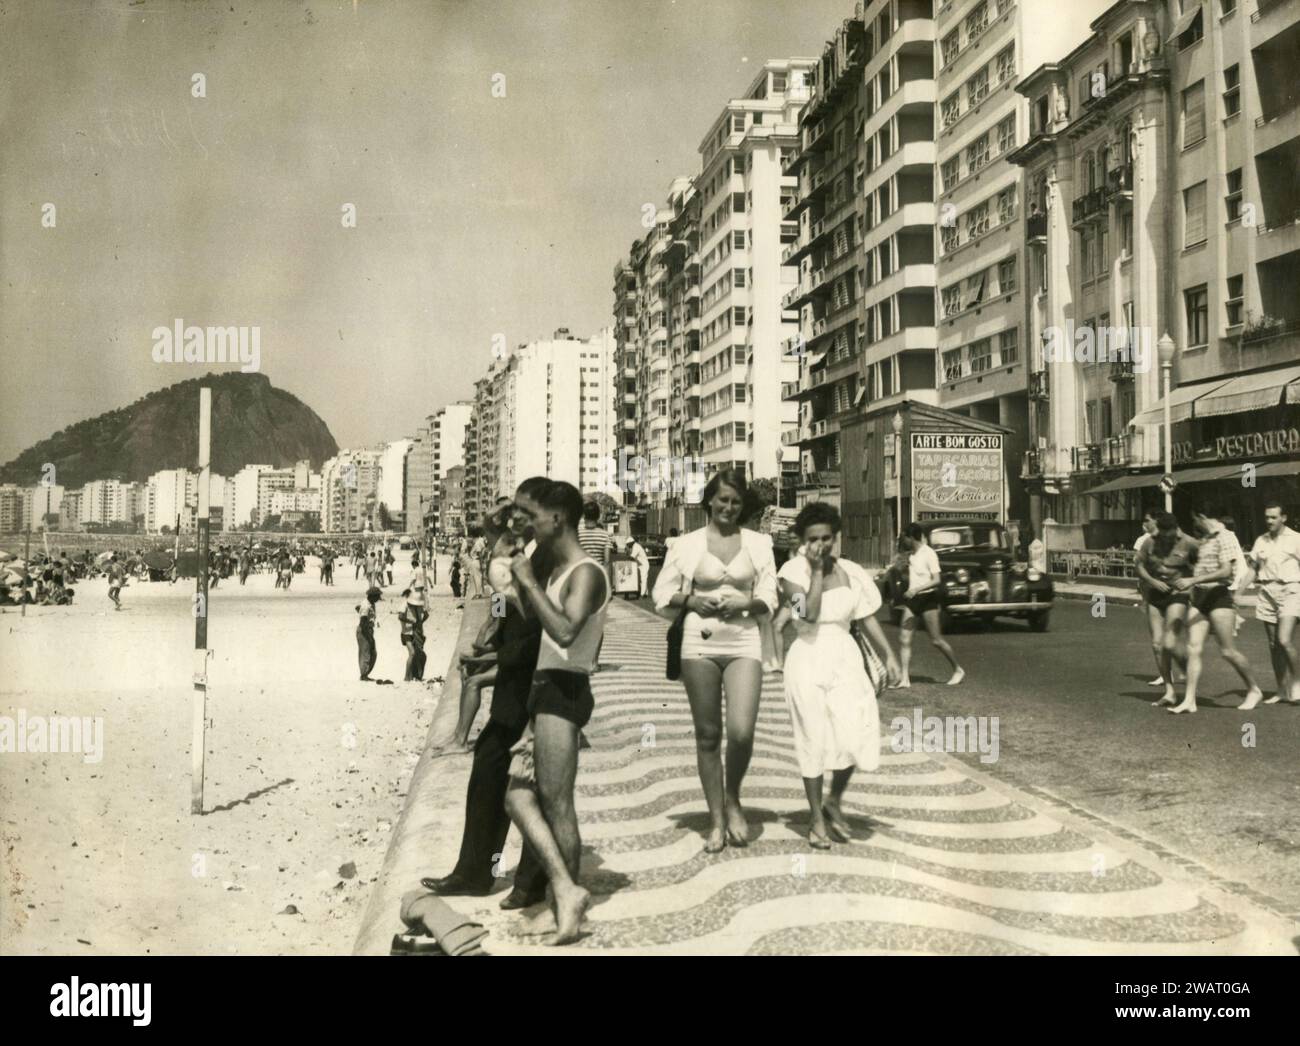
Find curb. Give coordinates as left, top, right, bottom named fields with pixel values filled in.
left=352, top=597, right=490, bottom=955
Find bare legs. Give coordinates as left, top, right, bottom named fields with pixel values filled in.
left=1156, top=603, right=1189, bottom=708
left=503, top=714, right=589, bottom=945
left=680, top=656, right=762, bottom=850
left=898, top=608, right=962, bottom=686
left=804, top=766, right=854, bottom=847
left=1263, top=617, right=1300, bottom=703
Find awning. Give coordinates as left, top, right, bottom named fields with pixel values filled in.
left=1252, top=460, right=1300, bottom=479
left=1084, top=463, right=1242, bottom=495
left=1167, top=4, right=1201, bottom=43
left=1129, top=378, right=1233, bottom=427
left=1192, top=363, right=1300, bottom=418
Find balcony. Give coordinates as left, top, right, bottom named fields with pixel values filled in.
left=781, top=428, right=802, bottom=446
left=800, top=469, right=842, bottom=488
left=1256, top=209, right=1300, bottom=263
left=810, top=419, right=829, bottom=438
left=1071, top=188, right=1106, bottom=226
left=1029, top=370, right=1050, bottom=401
left=1110, top=358, right=1134, bottom=382
left=1072, top=444, right=1103, bottom=473
left=1241, top=315, right=1300, bottom=346
left=1254, top=104, right=1300, bottom=158
left=1025, top=211, right=1047, bottom=242
left=1103, top=433, right=1133, bottom=468
left=1105, top=162, right=1133, bottom=200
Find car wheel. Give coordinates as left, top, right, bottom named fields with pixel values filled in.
left=1030, top=610, right=1051, bottom=632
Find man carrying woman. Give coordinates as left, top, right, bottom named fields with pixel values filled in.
left=652, top=469, right=777, bottom=853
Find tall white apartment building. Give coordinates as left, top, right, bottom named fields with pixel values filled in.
left=378, top=439, right=413, bottom=525
left=256, top=468, right=296, bottom=523
left=934, top=0, right=1108, bottom=531
left=321, top=449, right=382, bottom=533
left=496, top=328, right=617, bottom=496
left=227, top=464, right=271, bottom=531
left=79, top=479, right=142, bottom=527
left=696, top=59, right=814, bottom=478
left=146, top=469, right=197, bottom=533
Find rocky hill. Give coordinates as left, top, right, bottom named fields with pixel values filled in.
left=0, top=372, right=339, bottom=486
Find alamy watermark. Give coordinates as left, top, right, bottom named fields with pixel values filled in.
left=890, top=708, right=999, bottom=764
left=598, top=450, right=707, bottom=499
left=1040, top=320, right=1151, bottom=373
left=151, top=319, right=261, bottom=372
left=0, top=709, right=104, bottom=764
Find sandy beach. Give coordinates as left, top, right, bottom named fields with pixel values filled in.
left=0, top=555, right=458, bottom=955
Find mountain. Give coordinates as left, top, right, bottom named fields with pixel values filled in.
left=0, top=372, right=339, bottom=487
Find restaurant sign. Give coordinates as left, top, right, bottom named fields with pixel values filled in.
left=911, top=432, right=1004, bottom=521
left=1171, top=426, right=1300, bottom=465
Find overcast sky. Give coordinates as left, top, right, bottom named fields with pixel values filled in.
left=0, top=0, right=862, bottom=464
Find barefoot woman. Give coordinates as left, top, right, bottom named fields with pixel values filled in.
left=652, top=469, right=777, bottom=852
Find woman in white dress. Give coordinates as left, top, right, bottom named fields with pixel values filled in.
left=777, top=502, right=900, bottom=849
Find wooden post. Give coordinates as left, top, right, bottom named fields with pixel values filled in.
left=191, top=388, right=212, bottom=815
left=21, top=524, right=31, bottom=617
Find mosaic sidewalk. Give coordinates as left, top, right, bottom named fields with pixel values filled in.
left=463, top=602, right=1298, bottom=955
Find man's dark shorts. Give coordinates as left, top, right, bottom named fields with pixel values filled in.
left=904, top=590, right=942, bottom=617
left=527, top=669, right=594, bottom=729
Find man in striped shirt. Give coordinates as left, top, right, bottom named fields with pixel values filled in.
left=577, top=502, right=615, bottom=565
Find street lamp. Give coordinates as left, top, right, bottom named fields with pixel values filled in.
left=892, top=410, right=905, bottom=543
left=1157, top=332, right=1176, bottom=512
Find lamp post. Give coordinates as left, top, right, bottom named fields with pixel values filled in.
left=892, top=409, right=905, bottom=543
left=1157, top=332, right=1176, bottom=512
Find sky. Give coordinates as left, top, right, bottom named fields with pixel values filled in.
left=0, top=0, right=856, bottom=464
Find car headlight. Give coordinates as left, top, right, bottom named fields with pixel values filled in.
left=1027, top=569, right=1042, bottom=581
left=953, top=568, right=970, bottom=583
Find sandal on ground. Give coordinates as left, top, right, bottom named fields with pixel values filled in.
left=808, top=830, right=832, bottom=850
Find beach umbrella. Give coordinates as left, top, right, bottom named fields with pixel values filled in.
left=96, top=551, right=115, bottom=564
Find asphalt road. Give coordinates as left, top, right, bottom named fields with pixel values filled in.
left=620, top=592, right=1300, bottom=918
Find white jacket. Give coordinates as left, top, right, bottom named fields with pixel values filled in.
left=651, top=525, right=778, bottom=615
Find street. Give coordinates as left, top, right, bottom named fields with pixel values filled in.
left=403, top=598, right=1298, bottom=955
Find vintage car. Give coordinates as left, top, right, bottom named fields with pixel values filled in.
left=880, top=519, right=1053, bottom=631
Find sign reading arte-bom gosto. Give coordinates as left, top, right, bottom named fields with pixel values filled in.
left=911, top=432, right=1005, bottom=522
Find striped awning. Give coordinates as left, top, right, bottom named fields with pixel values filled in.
left=1191, top=363, right=1300, bottom=418
left=1129, top=378, right=1232, bottom=427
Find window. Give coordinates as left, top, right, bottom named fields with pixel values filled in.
left=1177, top=7, right=1203, bottom=50
left=1101, top=399, right=1114, bottom=439
left=996, top=114, right=1016, bottom=154
left=969, top=66, right=990, bottom=106
left=772, top=72, right=787, bottom=93
left=1185, top=285, right=1209, bottom=346
left=942, top=92, right=961, bottom=128
left=1223, top=64, right=1240, bottom=117
left=732, top=192, right=745, bottom=213
left=942, top=29, right=960, bottom=67
left=1221, top=0, right=1236, bottom=14
left=997, top=187, right=1016, bottom=225
left=1184, top=182, right=1207, bottom=245
left=942, top=284, right=963, bottom=316
left=999, top=328, right=1018, bottom=365
left=966, top=201, right=990, bottom=239
left=1225, top=274, right=1243, bottom=327
left=941, top=156, right=960, bottom=191
left=1226, top=168, right=1243, bottom=222
left=1182, top=81, right=1206, bottom=146
left=732, top=230, right=745, bottom=249
left=966, top=2, right=989, bottom=40
left=1121, top=211, right=1133, bottom=255
left=733, top=306, right=746, bottom=326
left=1081, top=230, right=1095, bottom=278
left=943, top=348, right=964, bottom=381
left=733, top=268, right=746, bottom=288
left=997, top=256, right=1017, bottom=294
left=995, top=45, right=1015, bottom=84
left=967, top=134, right=989, bottom=173
left=734, top=383, right=746, bottom=403
left=733, top=422, right=746, bottom=442
left=731, top=113, right=746, bottom=133
left=970, top=338, right=993, bottom=373
left=1085, top=400, right=1098, bottom=444
left=965, top=270, right=988, bottom=308
left=942, top=224, right=960, bottom=253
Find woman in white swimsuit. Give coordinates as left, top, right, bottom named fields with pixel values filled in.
left=652, top=469, right=777, bottom=852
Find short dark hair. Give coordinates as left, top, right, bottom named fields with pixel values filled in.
left=903, top=522, right=925, bottom=541
left=1194, top=502, right=1225, bottom=519
left=794, top=501, right=841, bottom=537
left=1263, top=500, right=1287, bottom=515
left=1154, top=511, right=1178, bottom=531
left=701, top=468, right=747, bottom=516
left=538, top=480, right=583, bottom=529
left=582, top=501, right=602, bottom=523
left=516, top=476, right=549, bottom=499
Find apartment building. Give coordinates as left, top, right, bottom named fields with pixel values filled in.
left=934, top=0, right=1109, bottom=531
left=321, top=450, right=381, bottom=533
left=145, top=468, right=197, bottom=533
left=79, top=479, right=142, bottom=529
left=697, top=59, right=813, bottom=481
left=441, top=465, right=466, bottom=536
left=404, top=422, right=434, bottom=535
left=1010, top=0, right=1300, bottom=543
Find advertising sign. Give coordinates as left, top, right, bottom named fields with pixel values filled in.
left=910, top=432, right=1004, bottom=521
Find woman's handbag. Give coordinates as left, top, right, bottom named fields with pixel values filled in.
left=666, top=590, right=692, bottom=681
left=851, top=621, right=888, bottom=693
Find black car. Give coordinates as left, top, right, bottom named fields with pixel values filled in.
left=881, top=519, right=1053, bottom=632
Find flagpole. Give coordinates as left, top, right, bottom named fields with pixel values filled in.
left=191, top=388, right=212, bottom=815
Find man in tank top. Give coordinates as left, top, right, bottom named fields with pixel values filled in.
left=504, top=479, right=609, bottom=945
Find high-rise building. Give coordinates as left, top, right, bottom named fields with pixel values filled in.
left=1010, top=0, right=1300, bottom=538
left=441, top=464, right=466, bottom=536
left=935, top=0, right=1108, bottom=532
left=321, top=449, right=382, bottom=533
left=697, top=59, right=814, bottom=480
left=145, top=469, right=197, bottom=533
left=0, top=484, right=22, bottom=532
left=79, top=479, right=142, bottom=528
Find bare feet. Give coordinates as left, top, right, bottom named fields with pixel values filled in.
left=549, top=884, right=590, bottom=946
left=1153, top=687, right=1177, bottom=707
left=703, top=826, right=725, bottom=854
left=946, top=667, right=965, bottom=686
left=1168, top=700, right=1196, bottom=715
left=724, top=802, right=749, bottom=847
left=1238, top=687, right=1264, bottom=711
left=822, top=803, right=851, bottom=842
left=1147, top=676, right=1165, bottom=687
